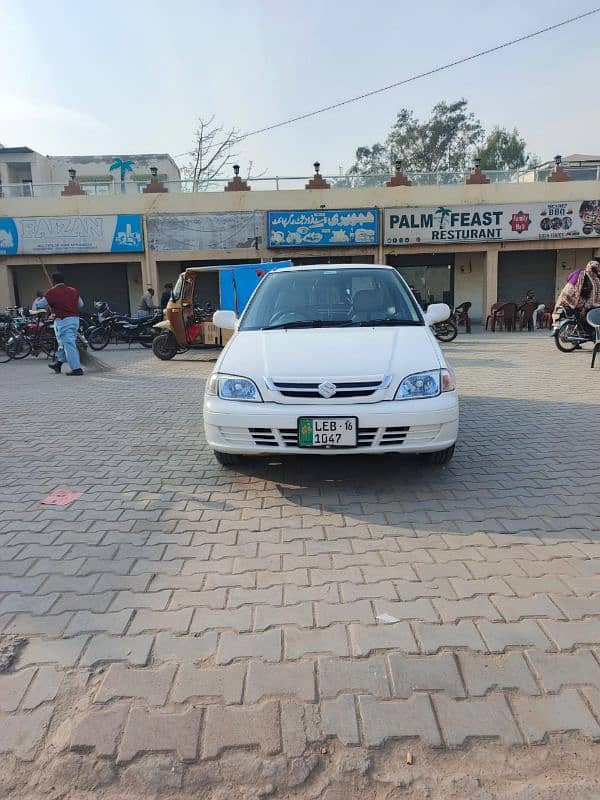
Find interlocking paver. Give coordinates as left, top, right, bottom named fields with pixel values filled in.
left=216, top=629, right=282, bottom=663
left=477, top=620, right=554, bottom=652
left=359, top=694, right=442, bottom=746
left=19, top=636, right=88, bottom=667
left=255, top=603, right=313, bottom=630
left=388, top=652, right=465, bottom=698
left=349, top=622, right=418, bottom=656
left=414, top=621, right=487, bottom=653
left=110, top=590, right=171, bottom=611
left=526, top=650, right=600, bottom=692
left=435, top=695, right=522, bottom=745
left=493, top=594, right=564, bottom=622
left=172, top=663, right=245, bottom=704
left=170, top=589, right=227, bottom=609
left=71, top=703, right=129, bottom=756
left=118, top=708, right=201, bottom=762
left=321, top=694, right=360, bottom=745
left=433, top=597, right=502, bottom=623
left=64, top=609, right=133, bottom=636
left=246, top=660, right=315, bottom=702
left=543, top=619, right=600, bottom=650
left=512, top=688, right=600, bottom=744
left=202, top=701, right=281, bottom=757
left=319, top=655, right=390, bottom=698
left=285, top=625, right=350, bottom=658
left=0, top=668, right=36, bottom=712
left=315, top=600, right=374, bottom=627
left=153, top=632, right=218, bottom=662
left=128, top=608, right=193, bottom=634
left=22, top=666, right=62, bottom=709
left=80, top=634, right=153, bottom=667
left=459, top=652, right=539, bottom=695
left=0, top=707, right=54, bottom=759
left=190, top=607, right=253, bottom=633
left=95, top=663, right=177, bottom=705
left=228, top=586, right=283, bottom=608
left=551, top=595, right=600, bottom=620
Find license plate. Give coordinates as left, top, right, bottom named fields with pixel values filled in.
left=298, top=417, right=357, bottom=448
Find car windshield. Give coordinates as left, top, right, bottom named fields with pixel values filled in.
left=239, top=268, right=423, bottom=331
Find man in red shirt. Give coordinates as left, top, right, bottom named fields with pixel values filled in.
left=39, top=272, right=85, bottom=376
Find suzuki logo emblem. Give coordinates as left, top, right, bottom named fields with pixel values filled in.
left=318, top=381, right=337, bottom=398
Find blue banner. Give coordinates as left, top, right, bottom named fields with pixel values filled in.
left=0, top=214, right=143, bottom=255
left=267, top=208, right=379, bottom=248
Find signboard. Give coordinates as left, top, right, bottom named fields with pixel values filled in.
left=384, top=200, right=600, bottom=245
left=0, top=214, right=143, bottom=255
left=267, top=208, right=379, bottom=248
left=147, top=212, right=264, bottom=251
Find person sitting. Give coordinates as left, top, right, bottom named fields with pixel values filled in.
left=555, top=260, right=600, bottom=336
left=137, top=287, right=155, bottom=318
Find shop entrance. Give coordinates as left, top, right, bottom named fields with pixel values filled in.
left=386, top=253, right=454, bottom=308
left=498, top=251, right=556, bottom=305
left=11, top=262, right=138, bottom=315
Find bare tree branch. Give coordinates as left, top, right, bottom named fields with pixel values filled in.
left=183, top=115, right=242, bottom=191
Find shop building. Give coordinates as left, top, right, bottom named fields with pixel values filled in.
left=1, top=166, right=599, bottom=320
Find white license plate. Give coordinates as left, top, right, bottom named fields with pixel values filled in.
left=298, top=417, right=357, bottom=448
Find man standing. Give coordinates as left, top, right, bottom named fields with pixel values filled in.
left=160, top=282, right=173, bottom=309
left=41, top=272, right=84, bottom=376
left=138, top=287, right=155, bottom=317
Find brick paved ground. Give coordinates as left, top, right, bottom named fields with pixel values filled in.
left=0, top=332, right=599, bottom=797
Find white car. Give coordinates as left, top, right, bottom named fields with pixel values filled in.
left=204, top=264, right=458, bottom=466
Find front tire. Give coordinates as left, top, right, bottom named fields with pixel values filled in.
left=7, top=335, right=32, bottom=359
left=152, top=332, right=178, bottom=360
left=214, top=450, right=241, bottom=467
left=427, top=445, right=455, bottom=465
left=88, top=327, right=110, bottom=351
left=554, top=323, right=579, bottom=352
left=434, top=321, right=458, bottom=342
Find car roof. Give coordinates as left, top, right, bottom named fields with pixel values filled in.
left=276, top=263, right=394, bottom=273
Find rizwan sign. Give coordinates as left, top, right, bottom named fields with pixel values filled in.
left=384, top=200, right=600, bottom=245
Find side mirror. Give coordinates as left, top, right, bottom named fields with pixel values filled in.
left=213, top=310, right=237, bottom=330
left=424, top=303, right=451, bottom=325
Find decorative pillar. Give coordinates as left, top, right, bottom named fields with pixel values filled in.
left=0, top=263, right=15, bottom=309
left=61, top=168, right=86, bottom=196
left=142, top=166, right=168, bottom=193
left=305, top=162, right=330, bottom=190
left=547, top=154, right=571, bottom=182
left=483, top=247, right=499, bottom=319
left=465, top=158, right=490, bottom=185
left=224, top=164, right=251, bottom=191
left=386, top=160, right=412, bottom=187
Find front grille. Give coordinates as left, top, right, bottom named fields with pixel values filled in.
left=249, top=427, right=278, bottom=447
left=268, top=377, right=388, bottom=399
left=380, top=426, right=409, bottom=446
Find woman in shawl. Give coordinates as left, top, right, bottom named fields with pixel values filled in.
left=555, top=259, right=600, bottom=335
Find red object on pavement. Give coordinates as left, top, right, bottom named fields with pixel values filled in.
left=41, top=489, right=83, bottom=506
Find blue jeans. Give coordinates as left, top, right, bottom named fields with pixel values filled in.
left=54, top=317, right=81, bottom=370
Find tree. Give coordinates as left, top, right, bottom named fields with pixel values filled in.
left=109, top=157, right=135, bottom=193
left=348, top=99, right=485, bottom=176
left=183, top=116, right=240, bottom=191
left=477, top=126, right=537, bottom=171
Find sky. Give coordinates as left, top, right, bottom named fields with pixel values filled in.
left=2, top=0, right=599, bottom=178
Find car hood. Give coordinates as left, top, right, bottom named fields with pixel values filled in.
left=218, top=326, right=444, bottom=386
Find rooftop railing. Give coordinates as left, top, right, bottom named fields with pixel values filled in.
left=1, top=165, right=599, bottom=199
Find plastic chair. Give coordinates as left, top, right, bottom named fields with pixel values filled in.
left=500, top=303, right=518, bottom=332
left=454, top=301, right=472, bottom=333
left=587, top=307, right=600, bottom=368
left=518, top=301, right=538, bottom=331
left=485, top=303, right=504, bottom=331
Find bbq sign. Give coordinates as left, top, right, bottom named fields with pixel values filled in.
left=384, top=201, right=600, bottom=245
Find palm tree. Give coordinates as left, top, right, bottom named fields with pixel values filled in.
left=436, top=206, right=452, bottom=228
left=109, top=157, right=135, bottom=194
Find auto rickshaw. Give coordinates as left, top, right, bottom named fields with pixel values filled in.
left=151, top=261, right=290, bottom=360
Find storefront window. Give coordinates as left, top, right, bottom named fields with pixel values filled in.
left=386, top=255, right=454, bottom=308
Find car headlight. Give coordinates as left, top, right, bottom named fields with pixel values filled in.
left=395, top=369, right=455, bottom=400
left=207, top=374, right=262, bottom=402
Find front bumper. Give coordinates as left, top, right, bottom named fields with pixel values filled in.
left=203, top=393, right=459, bottom=455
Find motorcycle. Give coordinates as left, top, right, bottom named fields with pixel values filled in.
left=432, top=315, right=458, bottom=342
left=552, top=307, right=595, bottom=352
left=87, top=302, right=162, bottom=350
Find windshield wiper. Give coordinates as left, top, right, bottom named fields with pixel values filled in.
left=262, top=320, right=350, bottom=330
left=350, top=318, right=422, bottom=327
